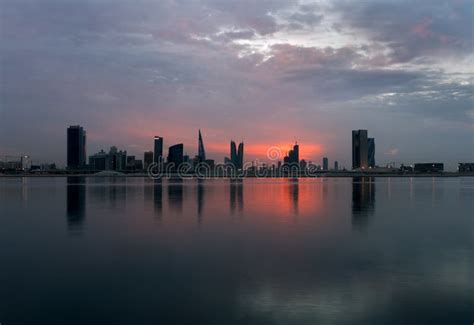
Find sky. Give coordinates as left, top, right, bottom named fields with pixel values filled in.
left=0, top=0, right=473, bottom=169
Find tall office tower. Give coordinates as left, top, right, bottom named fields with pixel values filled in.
left=287, top=143, right=299, bottom=164
left=237, top=142, right=244, bottom=170
left=154, top=136, right=163, bottom=164
left=198, top=130, right=206, bottom=162
left=368, top=138, right=375, bottom=168
left=334, top=161, right=339, bottom=171
left=144, top=151, right=154, bottom=169
left=352, top=130, right=368, bottom=169
left=323, top=157, right=329, bottom=171
left=293, top=143, right=299, bottom=164
left=168, top=144, right=184, bottom=166
left=230, top=141, right=237, bottom=167
left=229, top=140, right=244, bottom=169
left=67, top=125, right=86, bottom=169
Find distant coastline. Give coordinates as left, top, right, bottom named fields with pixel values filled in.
left=1, top=172, right=472, bottom=178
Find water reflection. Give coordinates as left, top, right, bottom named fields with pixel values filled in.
left=352, top=177, right=376, bottom=230
left=229, top=179, right=243, bottom=215
left=2, top=177, right=473, bottom=324
left=66, top=177, right=86, bottom=232
left=153, top=179, right=163, bottom=218
left=197, top=179, right=205, bottom=224
left=167, top=178, right=183, bottom=213
left=288, top=178, right=299, bottom=215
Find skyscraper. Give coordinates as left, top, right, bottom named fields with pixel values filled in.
left=144, top=151, right=154, bottom=170
left=154, top=136, right=163, bottom=164
left=323, top=157, right=329, bottom=171
left=287, top=143, right=299, bottom=164
left=368, top=138, right=375, bottom=168
left=237, top=142, right=244, bottom=170
left=168, top=144, right=184, bottom=166
left=230, top=141, right=237, bottom=167
left=198, top=129, right=206, bottom=162
left=67, top=125, right=86, bottom=169
left=334, top=161, right=339, bottom=171
left=230, top=140, right=244, bottom=169
left=352, top=130, right=368, bottom=169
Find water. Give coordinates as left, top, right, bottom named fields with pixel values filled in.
left=0, top=177, right=472, bottom=324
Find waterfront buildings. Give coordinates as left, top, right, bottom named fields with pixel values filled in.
left=352, top=130, right=369, bottom=170
left=368, top=138, right=375, bottom=168
left=154, top=136, right=163, bottom=164
left=458, top=163, right=474, bottom=173
left=144, top=151, right=154, bottom=170
left=414, top=163, right=444, bottom=173
left=323, top=157, right=329, bottom=171
left=168, top=144, right=184, bottom=166
left=89, top=146, right=127, bottom=171
left=229, top=140, right=244, bottom=170
left=67, top=125, right=86, bottom=169
left=198, top=130, right=206, bottom=162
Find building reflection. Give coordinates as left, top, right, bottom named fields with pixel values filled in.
left=66, top=176, right=86, bottom=233
left=352, top=177, right=376, bottom=230
left=153, top=179, right=163, bottom=217
left=168, top=178, right=183, bottom=213
left=230, top=179, right=243, bottom=215
left=108, top=178, right=127, bottom=209
left=197, top=179, right=206, bottom=224
left=288, top=178, right=299, bottom=215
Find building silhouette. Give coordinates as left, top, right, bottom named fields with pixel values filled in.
left=368, top=138, right=375, bottom=168
left=67, top=125, right=86, bottom=169
left=284, top=143, right=299, bottom=165
left=334, top=161, right=339, bottom=171
left=198, top=130, right=206, bottom=162
left=168, top=144, right=184, bottom=166
left=352, top=130, right=368, bottom=170
left=323, top=157, right=329, bottom=171
left=458, top=163, right=474, bottom=173
left=229, top=140, right=244, bottom=170
left=89, top=146, right=127, bottom=171
left=414, top=163, right=444, bottom=173
left=144, top=151, right=154, bottom=170
left=154, top=136, right=163, bottom=164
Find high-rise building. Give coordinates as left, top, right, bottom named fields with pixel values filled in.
left=168, top=144, right=184, bottom=166
left=154, top=136, right=163, bottom=164
left=323, top=157, right=329, bottom=171
left=230, top=141, right=237, bottom=166
left=67, top=125, right=86, bottom=169
left=368, top=138, right=375, bottom=168
left=89, top=146, right=127, bottom=171
left=352, top=130, right=368, bottom=170
left=237, top=142, right=244, bottom=169
left=285, top=143, right=299, bottom=164
left=230, top=140, right=244, bottom=169
left=144, top=151, right=154, bottom=170
left=334, top=161, right=339, bottom=171
left=198, top=130, right=206, bottom=162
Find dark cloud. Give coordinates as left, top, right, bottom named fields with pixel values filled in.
left=332, top=0, right=474, bottom=62
left=289, top=11, right=324, bottom=28
left=282, top=67, right=422, bottom=101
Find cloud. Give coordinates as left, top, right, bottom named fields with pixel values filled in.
left=0, top=0, right=472, bottom=169
left=385, top=148, right=400, bottom=156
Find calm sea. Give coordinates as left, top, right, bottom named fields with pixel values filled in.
left=0, top=177, right=473, bottom=324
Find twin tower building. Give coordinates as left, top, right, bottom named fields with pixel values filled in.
left=352, top=129, right=375, bottom=170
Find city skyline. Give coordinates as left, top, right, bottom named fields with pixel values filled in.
left=1, top=0, right=473, bottom=170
